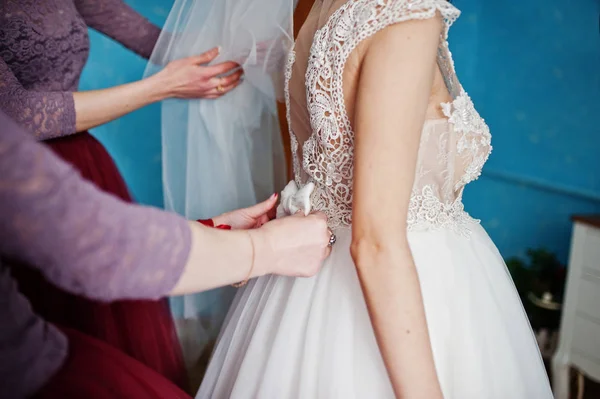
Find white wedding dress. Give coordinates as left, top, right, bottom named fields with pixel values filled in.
left=197, top=1, right=554, bottom=398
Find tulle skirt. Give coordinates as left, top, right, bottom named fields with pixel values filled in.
left=197, top=224, right=554, bottom=398
left=34, top=327, right=191, bottom=399
left=10, top=132, right=188, bottom=390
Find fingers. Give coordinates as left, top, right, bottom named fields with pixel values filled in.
left=246, top=193, right=278, bottom=218
left=203, top=79, right=242, bottom=99
left=304, top=211, right=331, bottom=252
left=314, top=214, right=333, bottom=258
left=322, top=245, right=332, bottom=259
left=255, top=214, right=270, bottom=228
left=190, top=47, right=220, bottom=65
left=208, top=69, right=243, bottom=88
left=291, top=210, right=307, bottom=218
left=266, top=205, right=277, bottom=221
left=205, top=61, right=241, bottom=77
left=290, top=209, right=327, bottom=220
left=203, top=69, right=244, bottom=99
left=308, top=211, right=328, bottom=222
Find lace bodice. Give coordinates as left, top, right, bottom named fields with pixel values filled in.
left=285, top=0, right=492, bottom=236
left=0, top=0, right=160, bottom=139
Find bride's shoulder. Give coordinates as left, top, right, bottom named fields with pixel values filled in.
left=355, top=0, right=459, bottom=12
left=336, top=0, right=460, bottom=30
left=328, top=0, right=458, bottom=52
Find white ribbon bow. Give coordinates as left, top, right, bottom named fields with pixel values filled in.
left=276, top=181, right=315, bottom=218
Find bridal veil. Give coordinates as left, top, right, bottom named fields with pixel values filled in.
left=144, top=0, right=296, bottom=367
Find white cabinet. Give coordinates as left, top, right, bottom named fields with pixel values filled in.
left=553, top=216, right=600, bottom=399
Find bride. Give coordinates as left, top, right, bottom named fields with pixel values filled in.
left=193, top=0, right=553, bottom=398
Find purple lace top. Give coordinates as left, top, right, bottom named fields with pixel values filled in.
left=0, top=108, right=191, bottom=396
left=0, top=0, right=161, bottom=140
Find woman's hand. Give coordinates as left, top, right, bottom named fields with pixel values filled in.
left=172, top=209, right=331, bottom=295
left=70, top=47, right=244, bottom=133
left=212, top=194, right=278, bottom=230
left=213, top=195, right=333, bottom=278
left=153, top=47, right=243, bottom=100
left=250, top=211, right=332, bottom=278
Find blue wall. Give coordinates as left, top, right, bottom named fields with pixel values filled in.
left=82, top=0, right=600, bottom=264
left=452, top=0, right=600, bottom=263
left=80, top=0, right=173, bottom=208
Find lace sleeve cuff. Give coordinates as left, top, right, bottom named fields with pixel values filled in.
left=0, top=57, right=78, bottom=140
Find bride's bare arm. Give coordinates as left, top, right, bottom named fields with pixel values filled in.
left=350, top=16, right=444, bottom=398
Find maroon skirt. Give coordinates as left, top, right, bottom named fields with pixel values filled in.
left=11, top=132, right=188, bottom=391
left=35, top=327, right=192, bottom=399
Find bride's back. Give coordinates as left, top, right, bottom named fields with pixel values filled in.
left=286, top=0, right=492, bottom=234
left=290, top=0, right=450, bottom=140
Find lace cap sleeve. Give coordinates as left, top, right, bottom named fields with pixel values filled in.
left=0, top=57, right=76, bottom=140
left=350, top=0, right=459, bottom=44
left=74, top=0, right=161, bottom=59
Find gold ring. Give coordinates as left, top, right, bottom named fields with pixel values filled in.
left=217, top=84, right=224, bottom=93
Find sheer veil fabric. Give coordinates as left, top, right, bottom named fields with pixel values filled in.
left=144, top=0, right=295, bottom=368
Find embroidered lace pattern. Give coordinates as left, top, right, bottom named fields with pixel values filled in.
left=284, top=0, right=492, bottom=236
left=0, top=0, right=160, bottom=139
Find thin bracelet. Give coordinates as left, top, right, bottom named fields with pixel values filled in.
left=232, top=231, right=256, bottom=288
